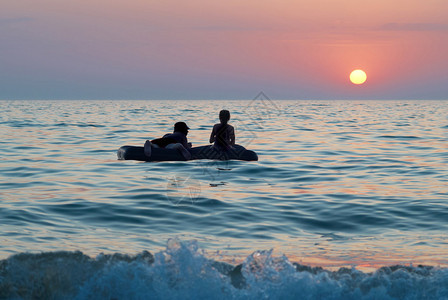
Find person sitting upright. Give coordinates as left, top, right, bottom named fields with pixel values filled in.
left=144, top=122, right=192, bottom=159
left=209, top=110, right=235, bottom=151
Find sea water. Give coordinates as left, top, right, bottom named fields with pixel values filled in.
left=1, top=99, right=447, bottom=299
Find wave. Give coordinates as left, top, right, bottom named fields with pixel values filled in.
left=1, top=240, right=447, bottom=300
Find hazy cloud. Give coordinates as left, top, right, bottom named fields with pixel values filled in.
left=0, top=17, right=33, bottom=26
left=193, top=25, right=271, bottom=31
left=379, top=22, right=448, bottom=31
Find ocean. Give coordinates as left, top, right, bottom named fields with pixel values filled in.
left=1, top=99, right=448, bottom=299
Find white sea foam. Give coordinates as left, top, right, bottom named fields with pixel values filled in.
left=1, top=240, right=447, bottom=299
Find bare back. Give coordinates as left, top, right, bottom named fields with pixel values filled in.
left=210, top=123, right=235, bottom=150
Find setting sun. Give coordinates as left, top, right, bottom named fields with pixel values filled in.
left=350, top=70, right=367, bottom=85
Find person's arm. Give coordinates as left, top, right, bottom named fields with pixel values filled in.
left=186, top=135, right=192, bottom=148
left=209, top=125, right=217, bottom=143
left=229, top=126, right=235, bottom=146
left=182, top=135, right=191, bottom=149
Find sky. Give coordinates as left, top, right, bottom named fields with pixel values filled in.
left=1, top=0, right=448, bottom=100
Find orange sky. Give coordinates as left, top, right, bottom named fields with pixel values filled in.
left=1, top=0, right=447, bottom=99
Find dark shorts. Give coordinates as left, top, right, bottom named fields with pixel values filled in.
left=151, top=137, right=178, bottom=148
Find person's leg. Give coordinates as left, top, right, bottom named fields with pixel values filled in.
left=166, top=143, right=191, bottom=160
left=144, top=141, right=161, bottom=157
left=144, top=140, right=152, bottom=157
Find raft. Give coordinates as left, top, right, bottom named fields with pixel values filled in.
left=117, top=144, right=258, bottom=162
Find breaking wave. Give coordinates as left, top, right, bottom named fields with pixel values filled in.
left=1, top=239, right=447, bottom=300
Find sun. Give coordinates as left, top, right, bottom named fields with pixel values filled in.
left=350, top=69, right=367, bottom=85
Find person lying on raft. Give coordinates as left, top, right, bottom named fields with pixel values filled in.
left=209, top=110, right=235, bottom=151
left=144, top=122, right=192, bottom=159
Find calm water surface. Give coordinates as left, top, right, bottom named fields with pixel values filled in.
left=1, top=99, right=448, bottom=270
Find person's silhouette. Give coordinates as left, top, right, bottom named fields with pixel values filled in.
left=209, top=110, right=235, bottom=151
left=144, top=122, right=192, bottom=159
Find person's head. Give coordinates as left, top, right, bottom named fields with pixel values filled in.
left=174, top=122, right=190, bottom=135
left=219, top=110, right=230, bottom=125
